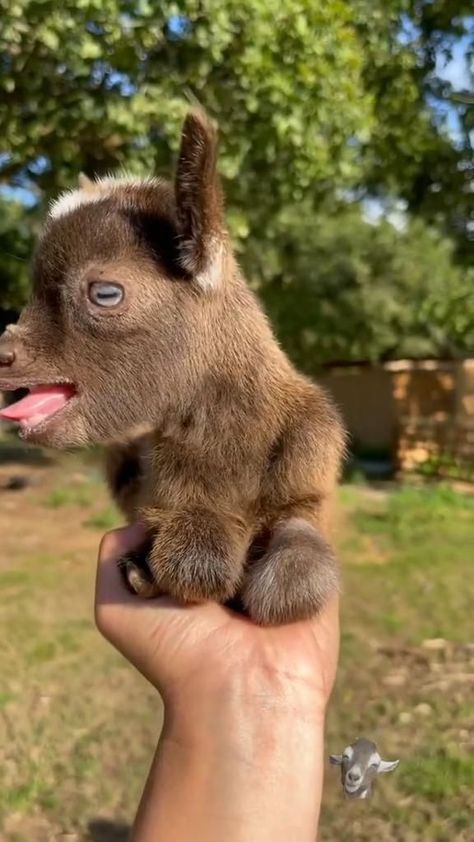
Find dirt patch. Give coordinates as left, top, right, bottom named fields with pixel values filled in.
left=0, top=452, right=117, bottom=569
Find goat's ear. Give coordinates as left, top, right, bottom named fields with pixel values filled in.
left=329, top=754, right=343, bottom=766
left=377, top=759, right=399, bottom=774
left=175, top=109, right=225, bottom=291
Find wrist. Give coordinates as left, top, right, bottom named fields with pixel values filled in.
left=134, top=641, right=334, bottom=842
left=162, top=664, right=326, bottom=755
left=151, top=687, right=325, bottom=842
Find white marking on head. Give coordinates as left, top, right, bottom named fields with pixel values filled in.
left=180, top=237, right=225, bottom=291
left=49, top=187, right=97, bottom=220
left=342, top=745, right=354, bottom=761
left=344, top=760, right=364, bottom=794
left=369, top=751, right=381, bottom=769
left=195, top=243, right=224, bottom=291
left=48, top=175, right=163, bottom=220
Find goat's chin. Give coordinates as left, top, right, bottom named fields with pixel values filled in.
left=21, top=416, right=91, bottom=449
left=17, top=394, right=158, bottom=449
left=15, top=398, right=96, bottom=448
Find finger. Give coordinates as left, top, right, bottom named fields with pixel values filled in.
left=95, top=524, right=189, bottom=685
left=96, top=523, right=146, bottom=584
left=95, top=523, right=156, bottom=646
left=99, top=521, right=148, bottom=565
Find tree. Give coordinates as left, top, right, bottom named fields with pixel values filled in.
left=352, top=1, right=473, bottom=260
left=0, top=0, right=471, bottom=358
left=1, top=2, right=470, bottom=211
left=250, top=206, right=473, bottom=368
left=0, top=1, right=373, bottom=202
left=0, top=200, right=33, bottom=310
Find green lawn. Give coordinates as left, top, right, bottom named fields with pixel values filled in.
left=0, top=448, right=472, bottom=840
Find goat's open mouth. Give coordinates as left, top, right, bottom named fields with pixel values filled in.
left=0, top=383, right=77, bottom=435
left=344, top=781, right=362, bottom=794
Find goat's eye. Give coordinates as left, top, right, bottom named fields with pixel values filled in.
left=88, top=282, right=124, bottom=308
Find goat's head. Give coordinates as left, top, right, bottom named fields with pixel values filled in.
left=330, top=738, right=399, bottom=799
left=0, top=111, right=231, bottom=447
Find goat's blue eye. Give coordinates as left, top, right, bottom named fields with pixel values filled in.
left=88, top=282, right=124, bottom=308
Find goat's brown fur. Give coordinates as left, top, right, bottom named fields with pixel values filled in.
left=0, top=110, right=346, bottom=624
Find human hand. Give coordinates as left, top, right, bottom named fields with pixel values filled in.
left=95, top=523, right=339, bottom=719
left=95, top=523, right=340, bottom=842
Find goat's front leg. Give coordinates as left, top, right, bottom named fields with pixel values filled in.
left=122, top=506, right=250, bottom=604
left=242, top=517, right=339, bottom=625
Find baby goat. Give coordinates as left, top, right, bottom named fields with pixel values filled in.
left=0, top=110, right=346, bottom=624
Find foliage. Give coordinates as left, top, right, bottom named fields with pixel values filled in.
left=0, top=200, right=33, bottom=310
left=0, top=0, right=373, bottom=200
left=251, top=205, right=473, bottom=367
left=0, top=1, right=472, bottom=359
left=352, top=1, right=473, bottom=255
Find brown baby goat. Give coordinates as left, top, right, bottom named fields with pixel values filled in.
left=0, top=111, right=346, bottom=624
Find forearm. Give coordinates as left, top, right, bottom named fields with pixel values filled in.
left=132, top=685, right=325, bottom=842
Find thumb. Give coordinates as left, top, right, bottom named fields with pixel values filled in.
left=95, top=523, right=171, bottom=684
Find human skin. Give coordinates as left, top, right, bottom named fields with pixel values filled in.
left=95, top=524, right=340, bottom=842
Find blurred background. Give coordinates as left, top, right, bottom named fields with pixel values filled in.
left=0, top=2, right=473, bottom=840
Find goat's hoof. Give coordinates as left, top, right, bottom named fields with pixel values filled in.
left=118, top=552, right=159, bottom=599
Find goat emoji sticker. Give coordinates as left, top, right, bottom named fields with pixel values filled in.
left=330, top=738, right=399, bottom=799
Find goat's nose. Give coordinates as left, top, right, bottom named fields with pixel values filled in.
left=0, top=347, right=15, bottom=367
left=347, top=770, right=360, bottom=783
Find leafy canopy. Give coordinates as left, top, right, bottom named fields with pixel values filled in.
left=0, top=1, right=472, bottom=361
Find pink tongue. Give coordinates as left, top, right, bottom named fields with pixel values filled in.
left=0, top=385, right=75, bottom=422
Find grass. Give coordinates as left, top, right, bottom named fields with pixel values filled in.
left=338, top=484, right=473, bottom=642
left=83, top=506, right=121, bottom=531
left=400, top=749, right=474, bottom=802
left=43, top=481, right=99, bottom=509
left=323, top=482, right=474, bottom=840
left=0, top=448, right=472, bottom=840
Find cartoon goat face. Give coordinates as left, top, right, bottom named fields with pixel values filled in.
left=330, top=738, right=399, bottom=799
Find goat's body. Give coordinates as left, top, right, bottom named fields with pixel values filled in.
left=106, top=273, right=346, bottom=620
left=107, top=373, right=342, bottom=541
left=0, top=110, right=346, bottom=623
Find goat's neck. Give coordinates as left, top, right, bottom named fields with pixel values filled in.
left=159, top=283, right=293, bottom=451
